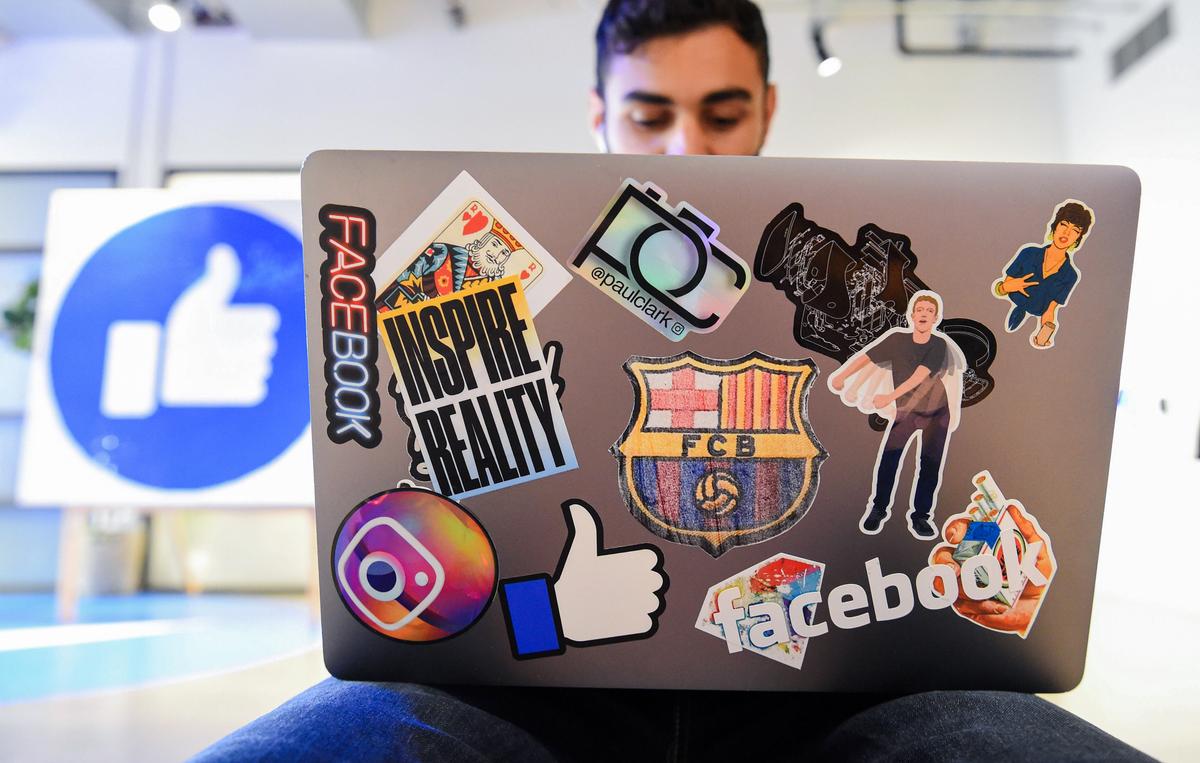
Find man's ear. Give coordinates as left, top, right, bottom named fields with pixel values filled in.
left=760, top=82, right=778, bottom=151
left=588, top=88, right=609, bottom=153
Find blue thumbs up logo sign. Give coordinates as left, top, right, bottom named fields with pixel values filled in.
left=50, top=205, right=309, bottom=489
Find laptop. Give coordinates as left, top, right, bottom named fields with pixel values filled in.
left=301, top=150, right=1139, bottom=692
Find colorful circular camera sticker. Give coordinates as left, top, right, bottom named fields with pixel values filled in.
left=332, top=488, right=497, bottom=642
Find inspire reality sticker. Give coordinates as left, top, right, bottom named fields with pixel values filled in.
left=498, top=499, right=668, bottom=660
left=394, top=341, right=565, bottom=486
left=828, top=291, right=966, bottom=540
left=613, top=352, right=827, bottom=557
left=696, top=553, right=826, bottom=673
left=374, top=170, right=571, bottom=317
left=571, top=179, right=749, bottom=341
left=332, top=488, right=497, bottom=643
left=992, top=199, right=1095, bottom=350
left=929, top=471, right=1057, bottom=638
left=755, top=203, right=997, bottom=415
left=378, top=276, right=577, bottom=500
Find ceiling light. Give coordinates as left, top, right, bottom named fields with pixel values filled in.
left=812, top=22, right=842, bottom=77
left=148, top=3, right=183, bottom=33
left=817, top=56, right=843, bottom=77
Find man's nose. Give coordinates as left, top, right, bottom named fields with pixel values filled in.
left=665, top=116, right=709, bottom=156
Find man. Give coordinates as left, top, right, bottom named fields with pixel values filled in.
left=994, top=200, right=1095, bottom=349
left=197, top=4, right=1151, bottom=761
left=829, top=292, right=964, bottom=540
left=589, top=0, right=775, bottom=155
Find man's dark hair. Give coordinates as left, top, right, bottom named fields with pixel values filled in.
left=595, top=0, right=770, bottom=94
left=1051, top=202, right=1094, bottom=241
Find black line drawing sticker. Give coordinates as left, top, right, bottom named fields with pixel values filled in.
left=992, top=199, right=1095, bottom=350
left=498, top=499, right=668, bottom=660
left=755, top=203, right=997, bottom=428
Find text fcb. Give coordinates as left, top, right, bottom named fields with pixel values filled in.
left=613, top=352, right=828, bottom=556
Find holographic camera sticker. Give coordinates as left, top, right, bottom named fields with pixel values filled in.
left=571, top=179, right=749, bottom=341
left=928, top=471, right=1057, bottom=638
left=613, top=352, right=827, bottom=557
left=992, top=199, right=1095, bottom=350
left=755, top=203, right=997, bottom=425
left=332, top=488, right=497, bottom=643
left=696, top=553, right=826, bottom=672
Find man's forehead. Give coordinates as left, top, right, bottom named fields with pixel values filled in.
left=602, top=25, right=764, bottom=104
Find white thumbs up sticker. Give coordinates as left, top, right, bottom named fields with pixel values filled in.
left=100, top=243, right=281, bottom=419
left=498, top=499, right=668, bottom=659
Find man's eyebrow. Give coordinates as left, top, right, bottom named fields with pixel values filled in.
left=622, top=90, right=673, bottom=105
left=701, top=88, right=753, bottom=105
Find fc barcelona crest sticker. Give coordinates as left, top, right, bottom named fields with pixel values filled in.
left=613, top=352, right=828, bottom=557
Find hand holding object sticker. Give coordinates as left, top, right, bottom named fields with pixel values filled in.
left=930, top=502, right=1056, bottom=638
left=1033, top=323, right=1056, bottom=348
left=499, top=499, right=668, bottom=659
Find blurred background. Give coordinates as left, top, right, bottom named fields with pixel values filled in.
left=0, top=0, right=1195, bottom=760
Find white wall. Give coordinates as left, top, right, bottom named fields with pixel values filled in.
left=0, top=4, right=1067, bottom=171
left=163, top=5, right=1065, bottom=167
left=0, top=38, right=138, bottom=169
left=763, top=10, right=1065, bottom=162
left=1058, top=4, right=1200, bottom=607
left=1062, top=4, right=1198, bottom=400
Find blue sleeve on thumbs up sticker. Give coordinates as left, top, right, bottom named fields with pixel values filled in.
left=499, top=500, right=668, bottom=660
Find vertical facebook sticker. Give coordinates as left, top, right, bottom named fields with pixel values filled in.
left=317, top=204, right=381, bottom=448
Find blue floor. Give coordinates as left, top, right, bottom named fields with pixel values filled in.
left=0, top=593, right=320, bottom=704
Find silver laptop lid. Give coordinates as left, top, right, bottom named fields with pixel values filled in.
left=302, top=151, right=1138, bottom=692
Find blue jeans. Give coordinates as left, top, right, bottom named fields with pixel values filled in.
left=192, top=679, right=1153, bottom=762
left=871, top=409, right=951, bottom=519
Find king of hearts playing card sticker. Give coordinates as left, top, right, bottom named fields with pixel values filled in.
left=378, top=276, right=577, bottom=500
left=375, top=171, right=571, bottom=317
